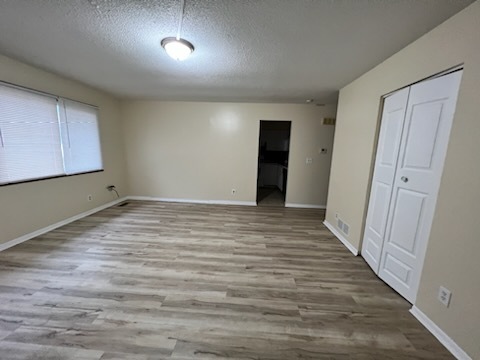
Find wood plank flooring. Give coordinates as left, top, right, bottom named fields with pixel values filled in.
left=0, top=201, right=453, bottom=359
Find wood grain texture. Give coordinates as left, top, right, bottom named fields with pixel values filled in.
left=0, top=201, right=453, bottom=359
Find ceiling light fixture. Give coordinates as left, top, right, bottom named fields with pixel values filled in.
left=161, top=37, right=194, bottom=61
left=161, top=0, right=194, bottom=61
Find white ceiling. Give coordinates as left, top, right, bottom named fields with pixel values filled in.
left=0, top=0, right=474, bottom=104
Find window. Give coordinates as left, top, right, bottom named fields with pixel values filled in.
left=0, top=82, right=103, bottom=185
left=59, top=100, right=103, bottom=175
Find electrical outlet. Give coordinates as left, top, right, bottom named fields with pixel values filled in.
left=231, top=189, right=236, bottom=195
left=320, top=148, right=328, bottom=154
left=438, top=286, right=452, bottom=307
left=87, top=194, right=93, bottom=201
left=306, top=157, right=313, bottom=164
left=335, top=213, right=339, bottom=219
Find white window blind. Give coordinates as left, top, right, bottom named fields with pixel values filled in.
left=0, top=82, right=103, bottom=186
left=60, top=100, right=103, bottom=175
left=0, top=85, right=63, bottom=184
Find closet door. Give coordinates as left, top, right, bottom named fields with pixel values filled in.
left=362, top=88, right=409, bottom=273
left=378, top=71, right=462, bottom=303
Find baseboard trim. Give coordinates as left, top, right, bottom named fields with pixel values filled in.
left=285, top=203, right=326, bottom=209
left=323, top=220, right=358, bottom=256
left=410, top=306, right=471, bottom=360
left=0, top=197, right=128, bottom=252
left=128, top=196, right=257, bottom=207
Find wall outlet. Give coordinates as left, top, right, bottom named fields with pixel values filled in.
left=335, top=213, right=339, bottom=219
left=231, top=189, right=236, bottom=195
left=320, top=148, right=328, bottom=154
left=87, top=194, right=93, bottom=201
left=438, top=286, right=452, bottom=307
left=306, top=157, right=313, bottom=164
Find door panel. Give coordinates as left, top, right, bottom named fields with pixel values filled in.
left=402, top=102, right=443, bottom=169
left=369, top=182, right=390, bottom=237
left=383, top=253, right=412, bottom=285
left=379, top=71, right=463, bottom=303
left=361, top=88, right=409, bottom=273
left=381, top=114, right=404, bottom=166
left=388, top=188, right=427, bottom=255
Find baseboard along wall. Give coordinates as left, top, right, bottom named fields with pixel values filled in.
left=0, top=197, right=127, bottom=252
left=323, top=220, right=359, bottom=256
left=410, top=306, right=472, bottom=360
left=128, top=196, right=257, bottom=207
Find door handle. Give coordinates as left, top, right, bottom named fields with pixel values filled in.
left=401, top=176, right=409, bottom=183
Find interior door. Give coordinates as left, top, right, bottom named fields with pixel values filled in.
left=362, top=88, right=409, bottom=273
left=378, top=71, right=463, bottom=303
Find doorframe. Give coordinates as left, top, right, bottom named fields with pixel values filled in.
left=255, top=120, right=292, bottom=206
left=359, top=66, right=464, bottom=303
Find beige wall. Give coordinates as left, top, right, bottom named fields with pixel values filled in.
left=325, top=1, right=480, bottom=357
left=121, top=101, right=336, bottom=205
left=0, top=55, right=127, bottom=245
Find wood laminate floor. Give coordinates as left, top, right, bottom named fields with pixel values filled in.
left=0, top=201, right=453, bottom=359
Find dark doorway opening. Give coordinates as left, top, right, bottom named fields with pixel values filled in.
left=256, top=121, right=291, bottom=207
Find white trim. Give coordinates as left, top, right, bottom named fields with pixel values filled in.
left=285, top=203, right=326, bottom=209
left=410, top=306, right=471, bottom=360
left=0, top=197, right=127, bottom=252
left=323, top=220, right=358, bottom=256
left=128, top=196, right=257, bottom=207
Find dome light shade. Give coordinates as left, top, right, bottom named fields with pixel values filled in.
left=161, top=37, right=194, bottom=61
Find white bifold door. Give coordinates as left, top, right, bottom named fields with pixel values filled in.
left=362, top=70, right=463, bottom=303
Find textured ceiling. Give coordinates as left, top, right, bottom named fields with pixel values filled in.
left=0, top=0, right=474, bottom=104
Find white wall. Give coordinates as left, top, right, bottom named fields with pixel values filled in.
left=0, top=55, right=127, bottom=246
left=121, top=101, right=336, bottom=206
left=325, top=1, right=480, bottom=357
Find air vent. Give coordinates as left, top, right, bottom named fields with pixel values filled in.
left=337, top=217, right=350, bottom=236
left=338, top=219, right=344, bottom=230
left=322, top=118, right=336, bottom=126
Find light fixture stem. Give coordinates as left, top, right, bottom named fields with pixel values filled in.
left=176, top=0, right=186, bottom=40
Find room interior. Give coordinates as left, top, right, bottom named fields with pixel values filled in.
left=0, top=0, right=479, bottom=359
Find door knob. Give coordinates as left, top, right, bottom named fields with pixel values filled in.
left=401, top=176, right=409, bottom=183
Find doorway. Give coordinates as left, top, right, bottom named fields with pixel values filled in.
left=256, top=121, right=291, bottom=207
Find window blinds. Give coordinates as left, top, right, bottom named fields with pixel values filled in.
left=0, top=82, right=103, bottom=186
left=60, top=99, right=103, bottom=175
